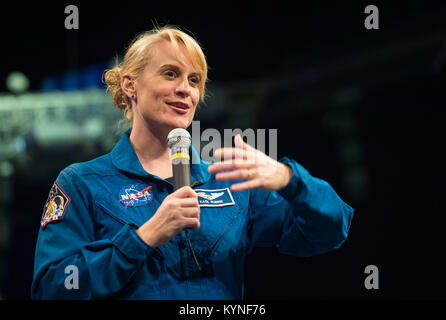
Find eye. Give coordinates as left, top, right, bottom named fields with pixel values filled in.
left=189, top=76, right=200, bottom=85
left=164, top=70, right=177, bottom=79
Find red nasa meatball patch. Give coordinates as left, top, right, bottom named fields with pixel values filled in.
left=118, top=183, right=153, bottom=208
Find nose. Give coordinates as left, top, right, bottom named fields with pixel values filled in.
left=175, top=76, right=192, bottom=97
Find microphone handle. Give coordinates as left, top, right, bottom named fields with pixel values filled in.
left=172, top=163, right=191, bottom=191
left=172, top=161, right=192, bottom=239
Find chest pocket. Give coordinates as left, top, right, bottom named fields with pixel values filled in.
left=188, top=187, right=248, bottom=260
left=93, top=189, right=161, bottom=240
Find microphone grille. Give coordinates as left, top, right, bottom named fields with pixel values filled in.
left=167, top=128, right=191, bottom=149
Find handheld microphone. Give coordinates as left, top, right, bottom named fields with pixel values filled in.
left=167, top=128, right=191, bottom=191
left=167, top=128, right=201, bottom=271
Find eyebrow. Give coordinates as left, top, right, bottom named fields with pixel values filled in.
left=159, top=64, right=201, bottom=79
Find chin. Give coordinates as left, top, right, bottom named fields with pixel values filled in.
left=168, top=118, right=193, bottom=130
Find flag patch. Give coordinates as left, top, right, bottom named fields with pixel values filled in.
left=41, top=181, right=71, bottom=229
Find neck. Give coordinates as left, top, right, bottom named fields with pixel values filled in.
left=129, top=120, right=173, bottom=179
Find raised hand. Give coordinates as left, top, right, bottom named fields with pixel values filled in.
left=208, top=134, right=292, bottom=192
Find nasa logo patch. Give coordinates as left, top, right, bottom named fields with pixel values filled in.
left=118, top=183, right=153, bottom=208
left=41, top=181, right=71, bottom=229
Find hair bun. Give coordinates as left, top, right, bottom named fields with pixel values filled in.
left=104, top=66, right=132, bottom=116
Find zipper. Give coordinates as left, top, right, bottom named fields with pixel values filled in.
left=184, top=179, right=204, bottom=271
left=190, top=179, right=203, bottom=188
left=96, top=201, right=133, bottom=227
left=185, top=230, right=202, bottom=271
left=96, top=201, right=163, bottom=255
left=206, top=212, right=240, bottom=257
left=178, top=232, right=190, bottom=297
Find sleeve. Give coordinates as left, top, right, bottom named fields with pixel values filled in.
left=246, top=157, right=354, bottom=257
left=31, top=166, right=158, bottom=299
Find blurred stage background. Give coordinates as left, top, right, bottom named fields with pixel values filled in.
left=0, top=1, right=445, bottom=299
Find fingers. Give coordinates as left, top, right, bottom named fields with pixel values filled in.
left=213, top=147, right=252, bottom=162
left=208, top=160, right=253, bottom=174
left=172, top=186, right=197, bottom=198
left=182, top=206, right=200, bottom=218
left=178, top=198, right=200, bottom=229
left=179, top=197, right=199, bottom=208
left=184, top=217, right=200, bottom=229
left=213, top=134, right=257, bottom=161
left=173, top=193, right=200, bottom=219
left=230, top=179, right=262, bottom=192
left=210, top=135, right=263, bottom=174
left=214, top=168, right=253, bottom=181
left=234, top=134, right=256, bottom=151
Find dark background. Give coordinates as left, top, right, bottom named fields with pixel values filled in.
left=1, top=1, right=445, bottom=299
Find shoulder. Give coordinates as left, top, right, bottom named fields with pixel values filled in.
left=60, top=152, right=118, bottom=178
left=54, top=152, right=119, bottom=197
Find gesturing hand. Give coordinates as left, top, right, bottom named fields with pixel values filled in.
left=208, top=134, right=292, bottom=192
left=136, top=186, right=200, bottom=247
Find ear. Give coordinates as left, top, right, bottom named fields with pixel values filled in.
left=121, top=74, right=136, bottom=99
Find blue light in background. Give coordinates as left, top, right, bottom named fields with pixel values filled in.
left=41, top=64, right=108, bottom=92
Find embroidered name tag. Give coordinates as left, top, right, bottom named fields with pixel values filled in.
left=195, top=188, right=235, bottom=207
left=41, top=181, right=71, bottom=229
left=119, top=183, right=153, bottom=208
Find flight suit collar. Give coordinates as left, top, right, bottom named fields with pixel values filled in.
left=111, top=129, right=148, bottom=177
left=111, top=129, right=211, bottom=184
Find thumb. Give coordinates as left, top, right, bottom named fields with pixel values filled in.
left=173, top=186, right=197, bottom=199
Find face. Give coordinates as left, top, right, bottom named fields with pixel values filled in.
left=132, top=40, right=201, bottom=134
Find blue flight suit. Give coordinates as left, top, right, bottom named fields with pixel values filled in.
left=31, top=129, right=354, bottom=299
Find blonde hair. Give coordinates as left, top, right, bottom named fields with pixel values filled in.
left=104, top=25, right=208, bottom=121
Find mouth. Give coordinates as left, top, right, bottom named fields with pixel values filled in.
left=166, top=101, right=190, bottom=114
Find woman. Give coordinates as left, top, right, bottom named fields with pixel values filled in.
left=32, top=26, right=354, bottom=299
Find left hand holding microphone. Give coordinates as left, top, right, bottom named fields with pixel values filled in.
left=208, top=134, right=292, bottom=192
